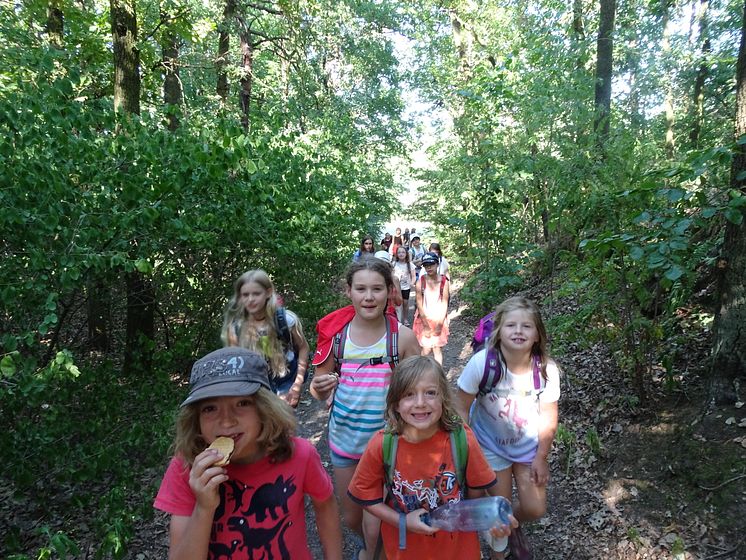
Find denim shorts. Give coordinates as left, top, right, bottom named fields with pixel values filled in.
left=329, top=449, right=360, bottom=468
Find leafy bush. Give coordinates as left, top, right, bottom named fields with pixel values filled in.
left=0, top=351, right=179, bottom=557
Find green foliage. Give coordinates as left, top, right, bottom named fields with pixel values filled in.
left=0, top=350, right=178, bottom=558
left=555, top=423, right=577, bottom=475
left=1, top=0, right=744, bottom=554
left=460, top=253, right=528, bottom=312
left=36, top=528, right=80, bottom=560
left=1, top=1, right=412, bottom=554
left=585, top=427, right=602, bottom=457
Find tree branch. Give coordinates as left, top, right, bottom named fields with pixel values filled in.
left=698, top=473, right=746, bottom=491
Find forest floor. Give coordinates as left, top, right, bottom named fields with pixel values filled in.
left=104, top=274, right=746, bottom=559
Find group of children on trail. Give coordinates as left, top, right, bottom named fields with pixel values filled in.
left=354, top=232, right=451, bottom=363
left=154, top=249, right=561, bottom=560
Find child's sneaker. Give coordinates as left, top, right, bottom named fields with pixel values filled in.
left=508, top=525, right=533, bottom=560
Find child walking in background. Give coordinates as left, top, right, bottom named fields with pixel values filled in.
left=154, top=347, right=342, bottom=560
left=348, top=356, right=516, bottom=560
left=413, top=252, right=450, bottom=365
left=409, top=236, right=425, bottom=281
left=428, top=242, right=450, bottom=279
left=456, top=296, right=560, bottom=560
left=222, top=269, right=310, bottom=408
left=310, top=259, right=420, bottom=556
left=393, top=246, right=416, bottom=326
left=353, top=235, right=376, bottom=262
left=390, top=227, right=404, bottom=256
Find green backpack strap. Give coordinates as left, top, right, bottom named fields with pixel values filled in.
left=382, top=431, right=399, bottom=488
left=449, top=424, right=468, bottom=490
left=384, top=428, right=466, bottom=490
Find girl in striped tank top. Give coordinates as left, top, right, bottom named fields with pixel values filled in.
left=311, top=259, right=420, bottom=558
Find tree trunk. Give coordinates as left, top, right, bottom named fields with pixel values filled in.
left=710, top=0, right=746, bottom=404
left=689, top=0, right=711, bottom=147
left=628, top=43, right=642, bottom=131
left=661, top=0, right=676, bottom=159
left=161, top=5, right=183, bottom=131
left=124, top=270, right=155, bottom=374
left=110, top=0, right=140, bottom=115
left=46, top=0, right=63, bottom=47
left=238, top=22, right=253, bottom=131
left=216, top=0, right=235, bottom=104
left=111, top=0, right=154, bottom=374
left=593, top=0, right=616, bottom=148
left=449, top=8, right=472, bottom=135
left=573, top=0, right=585, bottom=38
left=87, top=278, right=109, bottom=352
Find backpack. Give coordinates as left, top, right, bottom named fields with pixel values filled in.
left=382, top=425, right=469, bottom=498
left=419, top=274, right=447, bottom=300
left=471, top=311, right=496, bottom=352
left=478, top=347, right=545, bottom=397
left=274, top=307, right=291, bottom=346
left=232, top=307, right=291, bottom=345
left=373, top=425, right=469, bottom=559
left=332, top=313, right=399, bottom=374
left=312, top=305, right=399, bottom=369
left=232, top=307, right=299, bottom=391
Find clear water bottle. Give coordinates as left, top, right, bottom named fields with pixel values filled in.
left=426, top=496, right=512, bottom=532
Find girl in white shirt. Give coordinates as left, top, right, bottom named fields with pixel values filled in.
left=393, top=246, right=416, bottom=325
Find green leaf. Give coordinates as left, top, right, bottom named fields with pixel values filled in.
left=724, top=208, right=744, bottom=225
left=664, top=265, right=684, bottom=281
left=0, top=355, right=15, bottom=377
left=629, top=246, right=644, bottom=260
left=134, top=259, right=152, bottom=274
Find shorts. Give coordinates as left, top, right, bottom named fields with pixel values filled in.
left=481, top=532, right=508, bottom=552
left=329, top=449, right=360, bottom=468
left=400, top=288, right=411, bottom=301
left=481, top=446, right=514, bottom=471
left=273, top=375, right=295, bottom=395
left=270, top=355, right=308, bottom=395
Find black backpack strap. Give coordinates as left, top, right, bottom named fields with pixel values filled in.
left=386, top=316, right=399, bottom=368
left=334, top=320, right=399, bottom=374
left=275, top=307, right=291, bottom=346
left=332, top=322, right=350, bottom=375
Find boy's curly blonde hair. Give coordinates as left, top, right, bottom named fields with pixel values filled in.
left=385, top=355, right=462, bottom=434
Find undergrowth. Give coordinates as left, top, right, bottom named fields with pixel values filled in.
left=1, top=352, right=180, bottom=559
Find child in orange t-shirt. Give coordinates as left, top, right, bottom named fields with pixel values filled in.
left=348, top=356, right=515, bottom=560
